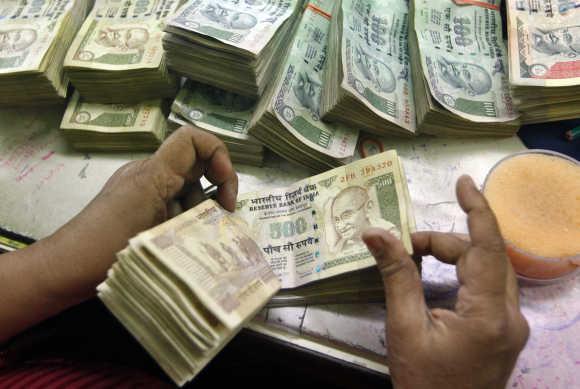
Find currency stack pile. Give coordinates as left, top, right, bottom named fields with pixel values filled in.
left=98, top=199, right=280, bottom=386
left=321, top=0, right=416, bottom=137
left=506, top=0, right=580, bottom=124
left=163, top=0, right=303, bottom=97
left=170, top=80, right=265, bottom=166
left=236, top=150, right=418, bottom=306
left=409, top=0, right=520, bottom=136
left=61, top=91, right=168, bottom=151
left=64, top=0, right=180, bottom=103
left=0, top=0, right=89, bottom=105
left=250, top=0, right=360, bottom=172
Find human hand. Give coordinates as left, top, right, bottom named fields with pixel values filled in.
left=362, top=175, right=529, bottom=389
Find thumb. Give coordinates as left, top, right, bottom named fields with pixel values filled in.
left=362, top=227, right=427, bottom=334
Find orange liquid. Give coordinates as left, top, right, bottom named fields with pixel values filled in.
left=484, top=153, right=580, bottom=279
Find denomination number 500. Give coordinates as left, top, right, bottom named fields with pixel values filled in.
left=270, top=218, right=308, bottom=239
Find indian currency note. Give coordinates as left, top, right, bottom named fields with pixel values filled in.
left=507, top=0, right=580, bottom=86
left=65, top=0, right=179, bottom=71
left=172, top=80, right=259, bottom=142
left=271, top=0, right=359, bottom=159
left=133, top=199, right=280, bottom=330
left=0, top=0, right=80, bottom=74
left=236, top=150, right=413, bottom=289
left=165, top=0, right=301, bottom=56
left=413, top=0, right=519, bottom=122
left=341, top=0, right=416, bottom=132
left=60, top=91, right=165, bottom=134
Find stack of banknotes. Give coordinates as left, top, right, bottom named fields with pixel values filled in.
left=60, top=91, right=168, bottom=151
left=506, top=0, right=580, bottom=124
left=409, top=0, right=520, bottom=136
left=163, top=0, right=303, bottom=97
left=64, top=0, right=179, bottom=103
left=249, top=0, right=360, bottom=172
left=0, top=0, right=88, bottom=105
left=321, top=0, right=417, bottom=137
left=169, top=80, right=265, bottom=166
left=236, top=150, right=417, bottom=306
left=98, top=199, right=280, bottom=386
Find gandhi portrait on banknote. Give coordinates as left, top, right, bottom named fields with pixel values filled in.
left=437, top=57, right=492, bottom=96
left=327, top=186, right=399, bottom=253
left=201, top=3, right=258, bottom=30
left=531, top=26, right=580, bottom=58
left=293, top=70, right=322, bottom=119
left=0, top=28, right=37, bottom=56
left=354, top=44, right=396, bottom=94
left=95, top=26, right=150, bottom=51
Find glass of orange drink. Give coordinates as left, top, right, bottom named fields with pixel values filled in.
left=483, top=150, right=579, bottom=282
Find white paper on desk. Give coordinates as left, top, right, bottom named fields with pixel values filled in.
left=0, top=107, right=146, bottom=239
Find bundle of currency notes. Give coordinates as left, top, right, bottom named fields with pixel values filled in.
left=98, top=199, right=280, bottom=386
left=236, top=150, right=418, bottom=306
left=169, top=80, right=265, bottom=166
left=163, top=0, right=303, bottom=97
left=0, top=0, right=89, bottom=105
left=60, top=91, right=168, bottom=151
left=249, top=0, right=360, bottom=172
left=64, top=0, right=180, bottom=103
left=507, top=0, right=580, bottom=124
left=409, top=0, right=520, bottom=136
left=321, top=0, right=417, bottom=137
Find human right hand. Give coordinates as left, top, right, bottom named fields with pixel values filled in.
left=362, top=175, right=529, bottom=389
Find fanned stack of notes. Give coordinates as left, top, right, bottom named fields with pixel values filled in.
left=163, top=0, right=303, bottom=97
left=249, top=0, right=360, bottom=172
left=98, top=199, right=280, bottom=386
left=0, top=0, right=89, bottom=105
left=236, top=150, right=417, bottom=306
left=506, top=0, right=580, bottom=124
left=169, top=80, right=264, bottom=166
left=321, top=0, right=416, bottom=137
left=64, top=0, right=179, bottom=103
left=60, top=91, right=168, bottom=151
left=409, top=0, right=520, bottom=136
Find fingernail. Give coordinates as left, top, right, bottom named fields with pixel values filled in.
left=461, top=175, right=477, bottom=190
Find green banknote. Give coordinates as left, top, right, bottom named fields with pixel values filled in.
left=61, top=91, right=166, bottom=134
left=236, top=150, right=414, bottom=289
left=172, top=80, right=257, bottom=142
left=166, top=0, right=301, bottom=56
left=65, top=0, right=179, bottom=70
left=341, top=0, right=416, bottom=131
left=413, top=0, right=518, bottom=122
left=268, top=0, right=359, bottom=159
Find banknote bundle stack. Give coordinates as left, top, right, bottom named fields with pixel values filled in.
left=163, top=0, right=303, bottom=97
left=169, top=80, right=265, bottom=166
left=64, top=0, right=180, bottom=103
left=250, top=0, right=360, bottom=172
left=409, top=0, right=520, bottom=136
left=60, top=91, right=168, bottom=151
left=0, top=0, right=89, bottom=105
left=507, top=0, right=580, bottom=124
left=98, top=199, right=280, bottom=386
left=236, top=150, right=418, bottom=306
left=321, top=0, right=416, bottom=137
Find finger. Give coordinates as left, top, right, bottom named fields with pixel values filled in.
left=456, top=175, right=505, bottom=254
left=455, top=175, right=508, bottom=299
left=155, top=126, right=238, bottom=211
left=411, top=231, right=470, bottom=264
left=362, top=228, right=428, bottom=334
left=204, top=146, right=238, bottom=212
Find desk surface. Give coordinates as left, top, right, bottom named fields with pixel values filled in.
left=0, top=106, right=578, bottom=388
